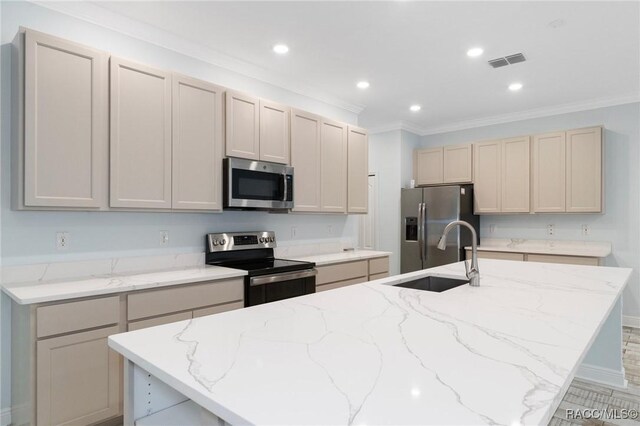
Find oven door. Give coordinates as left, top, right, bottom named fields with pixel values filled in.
left=246, top=269, right=317, bottom=307
left=224, top=158, right=293, bottom=209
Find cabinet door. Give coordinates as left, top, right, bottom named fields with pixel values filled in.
left=172, top=74, right=224, bottom=211
left=37, top=326, right=121, bottom=426
left=320, top=119, right=348, bottom=213
left=532, top=132, right=566, bottom=212
left=501, top=136, right=530, bottom=213
left=473, top=141, right=501, bottom=213
left=225, top=90, right=259, bottom=160
left=443, top=144, right=472, bottom=183
left=415, top=147, right=444, bottom=185
left=347, top=126, right=369, bottom=214
left=23, top=29, right=108, bottom=208
left=566, top=127, right=602, bottom=213
left=259, top=100, right=290, bottom=164
left=110, top=57, right=172, bottom=208
left=291, top=109, right=322, bottom=212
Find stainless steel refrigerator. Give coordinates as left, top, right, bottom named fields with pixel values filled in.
left=401, top=185, right=479, bottom=273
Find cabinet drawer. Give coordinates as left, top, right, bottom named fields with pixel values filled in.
left=193, top=301, right=244, bottom=318
left=317, top=276, right=367, bottom=292
left=128, top=311, right=192, bottom=331
left=369, top=272, right=389, bottom=281
left=526, top=254, right=600, bottom=266
left=316, top=261, right=367, bottom=285
left=37, top=296, right=120, bottom=338
left=368, top=257, right=389, bottom=275
left=128, top=278, right=243, bottom=321
left=467, top=250, right=525, bottom=261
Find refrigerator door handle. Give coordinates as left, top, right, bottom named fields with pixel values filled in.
left=421, top=202, right=428, bottom=264
left=418, top=203, right=424, bottom=263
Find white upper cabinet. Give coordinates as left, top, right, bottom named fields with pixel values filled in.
left=566, top=127, right=602, bottom=213
left=320, top=119, right=348, bottom=213
left=110, top=57, right=172, bottom=208
left=347, top=126, right=368, bottom=214
left=172, top=74, right=224, bottom=211
left=225, top=90, right=260, bottom=160
left=415, top=147, right=444, bottom=185
left=443, top=144, right=472, bottom=183
left=532, top=132, right=566, bottom=213
left=501, top=136, right=530, bottom=213
left=473, top=140, right=502, bottom=213
left=259, top=100, right=290, bottom=164
left=21, top=29, right=108, bottom=209
left=291, top=109, right=322, bottom=212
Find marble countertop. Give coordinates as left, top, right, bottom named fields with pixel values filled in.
left=466, top=238, right=612, bottom=258
left=2, top=265, right=247, bottom=305
left=289, top=250, right=392, bottom=266
left=109, top=259, right=631, bottom=425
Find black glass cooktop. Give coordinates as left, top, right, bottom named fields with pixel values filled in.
left=215, top=258, right=315, bottom=276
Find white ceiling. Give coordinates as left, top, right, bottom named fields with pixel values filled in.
left=91, top=1, right=640, bottom=133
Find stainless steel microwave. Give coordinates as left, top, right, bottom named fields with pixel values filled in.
left=223, top=158, right=294, bottom=210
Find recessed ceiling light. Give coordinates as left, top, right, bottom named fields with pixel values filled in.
left=508, top=82, right=523, bottom=91
left=410, top=104, right=421, bottom=112
left=467, top=47, right=484, bottom=57
left=356, top=81, right=370, bottom=89
left=272, top=44, right=289, bottom=55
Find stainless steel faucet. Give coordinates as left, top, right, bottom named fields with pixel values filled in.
left=437, top=220, right=480, bottom=286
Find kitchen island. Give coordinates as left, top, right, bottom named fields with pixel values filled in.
left=108, top=259, right=631, bottom=425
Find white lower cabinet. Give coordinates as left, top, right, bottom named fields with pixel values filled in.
left=315, top=256, right=390, bottom=291
left=37, top=326, right=121, bottom=426
left=11, top=278, right=245, bottom=426
left=466, top=250, right=601, bottom=266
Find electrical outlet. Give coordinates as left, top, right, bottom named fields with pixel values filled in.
left=56, top=232, right=69, bottom=250
left=160, top=231, right=169, bottom=246
left=489, top=224, right=497, bottom=234
left=327, top=225, right=333, bottom=237
left=581, top=224, right=590, bottom=236
left=291, top=226, right=297, bottom=239
left=547, top=224, right=555, bottom=236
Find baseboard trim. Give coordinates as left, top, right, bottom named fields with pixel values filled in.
left=623, top=315, right=640, bottom=329
left=0, top=407, right=11, bottom=426
left=576, top=363, right=627, bottom=389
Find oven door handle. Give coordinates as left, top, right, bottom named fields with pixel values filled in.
left=249, top=269, right=317, bottom=287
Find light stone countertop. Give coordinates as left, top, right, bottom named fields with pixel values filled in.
left=2, top=265, right=247, bottom=305
left=466, top=238, right=612, bottom=258
left=289, top=249, right=392, bottom=266
left=109, top=259, right=631, bottom=426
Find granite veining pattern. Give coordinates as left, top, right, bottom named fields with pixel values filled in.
left=467, top=238, right=612, bottom=258
left=109, top=260, right=631, bottom=426
left=2, top=265, right=247, bottom=305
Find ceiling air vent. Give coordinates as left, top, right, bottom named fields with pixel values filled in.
left=488, top=58, right=509, bottom=68
left=488, top=52, right=527, bottom=68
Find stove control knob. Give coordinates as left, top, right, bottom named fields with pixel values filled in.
left=220, top=239, right=226, bottom=245
left=269, top=237, right=275, bottom=242
left=212, top=239, right=218, bottom=246
left=259, top=237, right=265, bottom=243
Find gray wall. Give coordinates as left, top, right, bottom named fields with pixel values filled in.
left=416, top=102, right=640, bottom=323
left=0, top=1, right=361, bottom=417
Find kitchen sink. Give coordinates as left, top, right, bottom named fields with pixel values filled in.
left=393, top=276, right=469, bottom=293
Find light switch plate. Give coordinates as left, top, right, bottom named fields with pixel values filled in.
left=547, top=224, right=555, bottom=236
left=56, top=232, right=69, bottom=250
left=160, top=231, right=169, bottom=246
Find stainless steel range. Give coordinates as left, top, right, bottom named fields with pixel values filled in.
left=205, top=231, right=316, bottom=307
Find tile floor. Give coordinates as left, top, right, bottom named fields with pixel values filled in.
left=550, top=326, right=640, bottom=426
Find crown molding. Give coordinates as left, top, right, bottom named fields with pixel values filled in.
left=367, top=94, right=639, bottom=137
left=367, top=121, right=424, bottom=135
left=419, top=94, right=640, bottom=136
left=29, top=1, right=365, bottom=115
